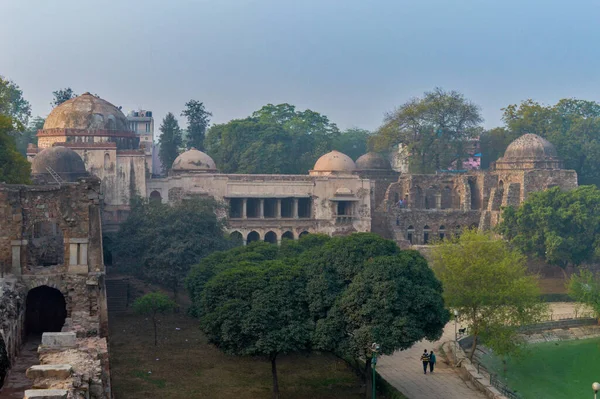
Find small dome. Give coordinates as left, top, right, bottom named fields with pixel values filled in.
left=356, top=152, right=391, bottom=170
left=503, top=134, right=558, bottom=160
left=172, top=148, right=217, bottom=172
left=312, top=150, right=356, bottom=174
left=31, top=146, right=88, bottom=182
left=44, top=92, right=130, bottom=131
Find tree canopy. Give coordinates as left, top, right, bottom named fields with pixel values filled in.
left=0, top=76, right=31, bottom=127
left=431, top=229, right=546, bottom=360
left=51, top=87, right=77, bottom=107
left=497, top=185, right=600, bottom=270
left=369, top=88, right=483, bottom=173
left=181, top=100, right=212, bottom=151
left=205, top=103, right=347, bottom=174
left=568, top=269, right=600, bottom=318
left=188, top=233, right=449, bottom=398
left=113, top=197, right=234, bottom=299
left=0, top=77, right=31, bottom=183
left=158, top=112, right=183, bottom=174
left=133, top=292, right=176, bottom=346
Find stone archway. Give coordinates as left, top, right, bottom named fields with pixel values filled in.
left=282, top=231, right=294, bottom=240
left=247, top=231, right=260, bottom=244
left=264, top=231, right=277, bottom=244
left=25, top=286, right=67, bottom=335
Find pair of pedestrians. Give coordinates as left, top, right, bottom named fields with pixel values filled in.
left=420, top=349, right=436, bottom=374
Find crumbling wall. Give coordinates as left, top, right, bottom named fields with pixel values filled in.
left=0, top=278, right=27, bottom=386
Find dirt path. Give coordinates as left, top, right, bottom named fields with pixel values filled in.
left=0, top=338, right=39, bottom=399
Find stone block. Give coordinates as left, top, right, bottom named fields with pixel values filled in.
left=68, top=264, right=88, bottom=274
left=26, top=364, right=73, bottom=380
left=41, top=332, right=77, bottom=348
left=24, top=390, right=68, bottom=399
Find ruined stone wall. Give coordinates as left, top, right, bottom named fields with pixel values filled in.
left=0, top=278, right=26, bottom=380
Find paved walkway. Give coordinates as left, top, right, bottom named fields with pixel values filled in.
left=0, top=338, right=39, bottom=399
left=377, top=303, right=581, bottom=399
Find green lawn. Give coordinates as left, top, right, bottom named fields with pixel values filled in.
left=480, top=338, right=600, bottom=399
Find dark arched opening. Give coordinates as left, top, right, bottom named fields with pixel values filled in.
left=299, top=231, right=309, bottom=239
left=264, top=231, right=277, bottom=244
left=103, top=235, right=113, bottom=266
left=230, top=231, right=243, bottom=244
left=25, top=286, right=67, bottom=335
left=407, top=225, right=414, bottom=244
left=149, top=190, right=162, bottom=203
left=282, top=231, right=294, bottom=240
left=0, top=334, right=8, bottom=388
left=247, top=231, right=260, bottom=243
left=423, top=225, right=431, bottom=244
left=439, top=225, right=446, bottom=241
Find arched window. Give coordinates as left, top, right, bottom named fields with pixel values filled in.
left=423, top=225, right=431, bottom=244
left=149, top=190, right=162, bottom=203
left=407, top=225, right=414, bottom=244
left=104, top=153, right=110, bottom=170
left=439, top=225, right=446, bottom=241
left=247, top=231, right=260, bottom=243
left=264, top=231, right=277, bottom=244
left=299, top=231, right=309, bottom=238
left=230, top=231, right=243, bottom=243
left=396, top=217, right=400, bottom=226
left=282, top=231, right=294, bottom=240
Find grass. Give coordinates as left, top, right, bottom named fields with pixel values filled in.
left=109, top=310, right=375, bottom=399
left=480, top=338, right=600, bottom=399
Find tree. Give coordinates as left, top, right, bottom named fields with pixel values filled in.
left=0, top=76, right=31, bottom=126
left=14, top=116, right=44, bottom=155
left=181, top=100, right=212, bottom=151
left=200, top=262, right=312, bottom=399
left=500, top=98, right=600, bottom=186
left=479, top=127, right=519, bottom=169
left=497, top=185, right=600, bottom=271
left=369, top=88, right=483, bottom=173
left=0, top=115, right=31, bottom=183
left=205, top=103, right=341, bottom=174
left=133, top=292, right=176, bottom=346
left=114, top=197, right=234, bottom=299
left=333, top=128, right=371, bottom=160
left=51, top=88, right=77, bottom=107
left=158, top=112, right=183, bottom=173
left=431, top=229, right=546, bottom=361
left=568, top=269, right=600, bottom=318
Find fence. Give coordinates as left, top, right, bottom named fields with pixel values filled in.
left=490, top=373, right=522, bottom=399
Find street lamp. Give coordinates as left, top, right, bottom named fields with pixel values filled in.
left=371, top=343, right=380, bottom=399
left=454, top=309, right=459, bottom=342
left=593, top=382, right=600, bottom=399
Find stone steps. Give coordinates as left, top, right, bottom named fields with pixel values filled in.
left=105, top=279, right=129, bottom=313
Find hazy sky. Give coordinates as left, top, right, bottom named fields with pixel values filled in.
left=1, top=0, right=599, bottom=133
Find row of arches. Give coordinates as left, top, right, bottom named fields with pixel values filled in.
left=404, top=223, right=478, bottom=245
left=230, top=230, right=310, bottom=245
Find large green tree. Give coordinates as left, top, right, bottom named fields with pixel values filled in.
left=479, top=127, right=519, bottom=169
left=497, top=99, right=600, bottom=185
left=158, top=112, right=183, bottom=174
left=114, top=197, right=234, bottom=298
left=333, top=127, right=371, bottom=160
left=369, top=88, right=483, bottom=173
left=0, top=76, right=31, bottom=126
left=51, top=87, right=77, bottom=107
left=14, top=116, right=44, bottom=155
left=205, top=103, right=341, bottom=174
left=568, top=269, right=600, bottom=318
left=431, top=229, right=546, bottom=360
left=181, top=99, right=212, bottom=151
left=0, top=77, right=31, bottom=183
left=497, top=185, right=600, bottom=271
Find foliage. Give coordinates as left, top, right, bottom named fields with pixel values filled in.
left=431, top=229, right=546, bottom=360
left=568, top=269, right=600, bottom=318
left=201, top=262, right=312, bottom=399
left=51, top=87, right=77, bottom=107
left=158, top=112, right=183, bottom=173
left=369, top=88, right=483, bottom=173
left=478, top=127, right=519, bottom=169
left=333, top=128, right=371, bottom=160
left=205, top=103, right=344, bottom=174
left=114, top=197, right=234, bottom=299
left=14, top=116, right=44, bottom=155
left=0, top=115, right=31, bottom=184
left=0, top=76, right=31, bottom=126
left=133, top=292, right=176, bottom=346
left=498, top=185, right=600, bottom=269
left=499, top=98, right=600, bottom=186
left=181, top=100, right=212, bottom=151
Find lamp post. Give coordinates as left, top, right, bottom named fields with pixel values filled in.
left=371, top=343, right=380, bottom=399
left=593, top=382, right=600, bottom=399
left=454, top=309, right=459, bottom=342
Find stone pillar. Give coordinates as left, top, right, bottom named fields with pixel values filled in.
left=242, top=198, right=247, bottom=219
left=293, top=198, right=299, bottom=219
left=10, top=240, right=25, bottom=276
left=277, top=238, right=282, bottom=246
left=435, top=193, right=441, bottom=209
left=259, top=199, right=265, bottom=219
left=276, top=199, right=282, bottom=219
left=242, top=239, right=247, bottom=246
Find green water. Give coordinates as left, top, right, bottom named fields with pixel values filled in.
left=480, top=338, right=600, bottom=399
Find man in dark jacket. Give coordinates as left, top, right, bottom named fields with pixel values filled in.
left=420, top=349, right=430, bottom=374
left=429, top=350, right=437, bottom=373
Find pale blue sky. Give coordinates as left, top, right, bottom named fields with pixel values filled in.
left=1, top=0, right=599, bottom=132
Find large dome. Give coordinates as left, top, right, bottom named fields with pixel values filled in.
left=44, top=92, right=130, bottom=131
left=31, top=146, right=88, bottom=182
left=495, top=133, right=562, bottom=170
left=311, top=150, right=356, bottom=175
left=355, top=152, right=391, bottom=170
left=172, top=148, right=217, bottom=172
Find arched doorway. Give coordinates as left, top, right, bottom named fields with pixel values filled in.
left=264, top=231, right=277, bottom=244
left=230, top=231, right=243, bottom=244
left=282, top=231, right=294, bottom=240
left=247, top=231, right=260, bottom=244
left=423, top=225, right=431, bottom=244
left=103, top=235, right=113, bottom=266
left=149, top=190, right=162, bottom=203
left=299, top=231, right=309, bottom=239
left=25, top=286, right=67, bottom=335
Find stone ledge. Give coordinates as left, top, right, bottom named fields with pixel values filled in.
left=41, top=332, right=77, bottom=348
left=24, top=389, right=68, bottom=399
left=26, top=364, right=73, bottom=380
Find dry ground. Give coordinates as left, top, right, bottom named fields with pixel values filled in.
left=108, top=310, right=368, bottom=399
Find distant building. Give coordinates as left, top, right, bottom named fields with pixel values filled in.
left=127, top=109, right=154, bottom=174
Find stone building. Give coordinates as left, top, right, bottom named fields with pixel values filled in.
left=148, top=149, right=373, bottom=243
left=0, top=147, right=110, bottom=397
left=27, top=93, right=147, bottom=233
left=127, top=109, right=154, bottom=174
left=376, top=133, right=578, bottom=246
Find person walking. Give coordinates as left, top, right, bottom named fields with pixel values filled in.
left=420, top=349, right=430, bottom=374
left=429, top=350, right=436, bottom=373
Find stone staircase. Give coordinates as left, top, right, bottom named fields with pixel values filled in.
left=105, top=278, right=129, bottom=313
